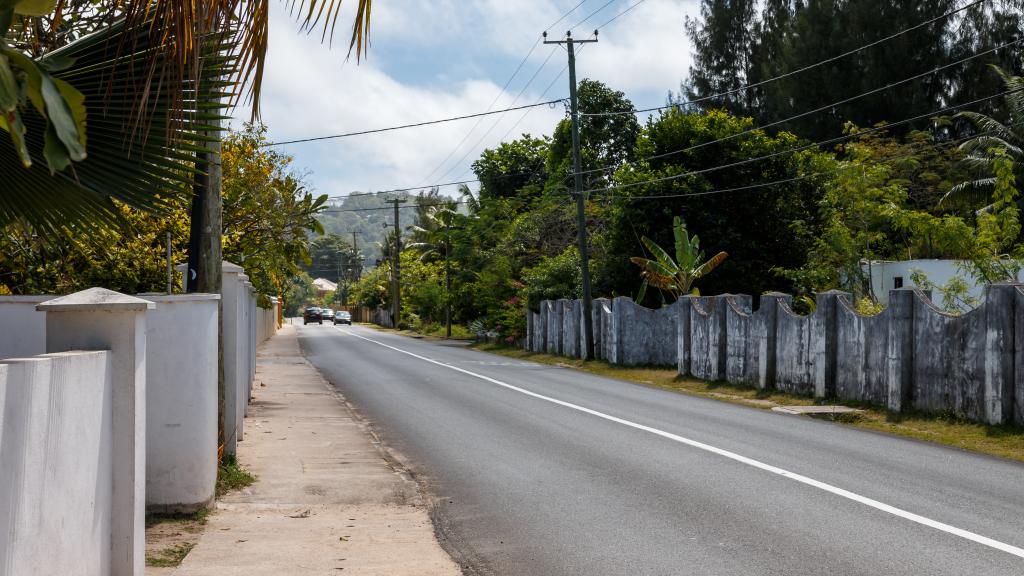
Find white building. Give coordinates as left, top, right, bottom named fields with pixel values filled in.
left=313, top=277, right=338, bottom=297
left=862, top=259, right=1021, bottom=307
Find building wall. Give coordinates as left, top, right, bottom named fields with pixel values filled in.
left=863, top=259, right=1022, bottom=307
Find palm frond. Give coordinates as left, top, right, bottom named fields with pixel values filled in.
left=113, top=0, right=371, bottom=123
left=960, top=136, right=1022, bottom=160
left=0, top=19, right=231, bottom=236
left=954, top=111, right=1019, bottom=145
left=940, top=178, right=997, bottom=209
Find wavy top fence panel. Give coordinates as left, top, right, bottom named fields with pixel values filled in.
left=526, top=284, right=1023, bottom=425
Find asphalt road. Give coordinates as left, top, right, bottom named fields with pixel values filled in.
left=297, top=323, right=1024, bottom=576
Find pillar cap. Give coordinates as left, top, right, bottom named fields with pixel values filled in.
left=36, top=287, right=155, bottom=312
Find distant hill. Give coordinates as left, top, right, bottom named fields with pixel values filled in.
left=315, top=190, right=463, bottom=272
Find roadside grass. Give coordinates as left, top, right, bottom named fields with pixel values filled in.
left=217, top=455, right=256, bottom=498
left=473, top=343, right=1024, bottom=463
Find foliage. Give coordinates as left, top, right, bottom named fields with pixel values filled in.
left=282, top=273, right=316, bottom=316
left=216, top=455, right=255, bottom=498
left=221, top=123, right=327, bottom=298
left=630, top=216, right=728, bottom=302
left=781, top=135, right=975, bottom=298
left=683, top=0, right=1021, bottom=140
left=601, top=108, right=828, bottom=302
left=1, top=18, right=231, bottom=236
left=523, top=247, right=581, bottom=307
left=909, top=268, right=979, bottom=313
left=943, top=66, right=1024, bottom=211
left=0, top=122, right=326, bottom=299
left=0, top=196, right=190, bottom=294
left=473, top=134, right=549, bottom=202
left=961, top=148, right=1023, bottom=283
left=546, top=79, right=640, bottom=190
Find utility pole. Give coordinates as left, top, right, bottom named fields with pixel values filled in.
left=445, top=226, right=452, bottom=338
left=544, top=29, right=597, bottom=360
left=442, top=221, right=464, bottom=339
left=352, top=231, right=360, bottom=278
left=385, top=196, right=408, bottom=328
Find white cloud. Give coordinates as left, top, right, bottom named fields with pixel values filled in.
left=248, top=0, right=696, bottom=198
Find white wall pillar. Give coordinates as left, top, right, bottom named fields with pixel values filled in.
left=221, top=264, right=245, bottom=456
left=37, top=288, right=153, bottom=576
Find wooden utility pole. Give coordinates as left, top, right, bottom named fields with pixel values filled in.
left=386, top=196, right=408, bottom=327
left=544, top=30, right=597, bottom=360
left=186, top=29, right=225, bottom=446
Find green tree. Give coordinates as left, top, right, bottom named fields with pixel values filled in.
left=473, top=134, right=550, bottom=202
left=220, top=123, right=327, bottom=297
left=546, top=79, right=640, bottom=191
left=600, top=108, right=829, bottom=301
left=683, top=0, right=758, bottom=114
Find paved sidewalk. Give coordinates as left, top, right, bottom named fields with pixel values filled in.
left=168, top=324, right=461, bottom=575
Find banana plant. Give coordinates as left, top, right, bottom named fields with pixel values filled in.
left=630, top=216, right=728, bottom=302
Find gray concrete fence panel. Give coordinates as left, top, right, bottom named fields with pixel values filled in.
left=689, top=296, right=726, bottom=380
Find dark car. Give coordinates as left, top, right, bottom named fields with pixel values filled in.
left=303, top=307, right=323, bottom=325
left=322, top=308, right=335, bottom=322
left=333, top=310, right=352, bottom=325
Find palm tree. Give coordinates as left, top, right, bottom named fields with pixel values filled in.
left=942, top=66, right=1024, bottom=210
left=1, top=0, right=372, bottom=233
left=407, top=201, right=462, bottom=337
left=631, top=216, right=728, bottom=302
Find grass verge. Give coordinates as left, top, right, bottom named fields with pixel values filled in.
left=473, top=343, right=1024, bottom=463
left=217, top=455, right=257, bottom=498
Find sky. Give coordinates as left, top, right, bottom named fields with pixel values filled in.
left=242, top=0, right=698, bottom=200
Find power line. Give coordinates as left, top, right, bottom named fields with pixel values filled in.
left=593, top=0, right=649, bottom=30
left=433, top=46, right=562, bottom=185
left=582, top=0, right=989, bottom=118
left=320, top=200, right=470, bottom=214
left=401, top=0, right=597, bottom=185
left=589, top=125, right=1010, bottom=202
left=262, top=99, right=567, bottom=147
left=569, top=0, right=618, bottom=32
left=416, top=37, right=544, bottom=186
left=576, top=87, right=1020, bottom=196
left=572, top=36, right=1023, bottom=180
left=546, top=0, right=591, bottom=33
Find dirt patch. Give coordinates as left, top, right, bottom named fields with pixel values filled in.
left=146, top=511, right=208, bottom=570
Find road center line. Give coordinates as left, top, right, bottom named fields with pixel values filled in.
left=337, top=326, right=1024, bottom=560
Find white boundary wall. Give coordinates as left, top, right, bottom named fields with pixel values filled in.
left=0, top=351, right=113, bottom=575
left=141, top=294, right=219, bottom=512
left=0, top=296, right=48, bottom=359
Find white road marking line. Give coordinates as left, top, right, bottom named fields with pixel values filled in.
left=335, top=326, right=1024, bottom=560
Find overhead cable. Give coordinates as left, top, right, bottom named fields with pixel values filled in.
left=582, top=0, right=989, bottom=118
left=262, top=99, right=567, bottom=147
left=572, top=36, right=1023, bottom=179
left=576, top=88, right=1020, bottom=196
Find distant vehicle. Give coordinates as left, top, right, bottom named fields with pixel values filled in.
left=322, top=308, right=335, bottom=322
left=334, top=310, right=352, bottom=325
left=303, top=307, right=323, bottom=325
